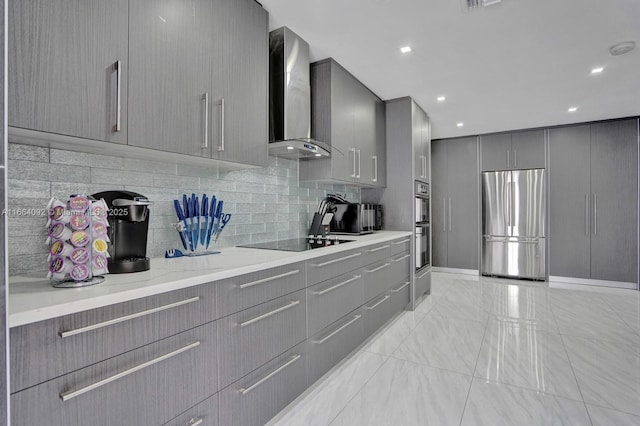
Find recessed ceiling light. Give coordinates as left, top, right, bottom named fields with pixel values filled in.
left=591, top=67, right=604, bottom=74
left=287, top=146, right=294, bottom=150
left=456, top=122, right=464, bottom=127
left=314, top=153, right=322, bottom=157
left=437, top=96, right=446, bottom=102
left=400, top=46, right=412, bottom=54
left=568, top=107, right=578, bottom=113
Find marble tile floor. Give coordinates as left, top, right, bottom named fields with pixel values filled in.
left=267, top=271, right=640, bottom=426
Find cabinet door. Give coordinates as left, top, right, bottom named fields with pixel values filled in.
left=447, top=137, right=479, bottom=269
left=330, top=64, right=356, bottom=182
left=481, top=133, right=511, bottom=171
left=511, top=129, right=545, bottom=169
left=548, top=125, right=591, bottom=279
left=354, top=82, right=375, bottom=185
left=9, top=0, right=128, bottom=143
left=431, top=139, right=448, bottom=267
left=215, top=0, right=268, bottom=166
left=128, top=0, right=213, bottom=156
left=373, top=97, right=387, bottom=187
left=413, top=105, right=427, bottom=181
left=423, top=117, right=431, bottom=183
left=590, top=119, right=638, bottom=283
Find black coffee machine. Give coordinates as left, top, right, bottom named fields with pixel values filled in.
left=92, top=190, right=152, bottom=273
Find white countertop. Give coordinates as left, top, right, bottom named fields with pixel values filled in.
left=8, top=231, right=411, bottom=328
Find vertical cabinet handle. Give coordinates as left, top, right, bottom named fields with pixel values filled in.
left=372, top=155, right=378, bottom=182
left=357, top=149, right=361, bottom=178
left=201, top=93, right=209, bottom=149
left=218, top=98, right=225, bottom=152
left=585, top=194, right=589, bottom=236
left=593, top=193, right=597, bottom=236
left=507, top=150, right=510, bottom=168
left=423, top=156, right=427, bottom=178
left=443, top=198, right=447, bottom=232
left=513, top=150, right=517, bottom=168
left=351, top=148, right=357, bottom=178
left=113, top=60, right=122, bottom=132
left=448, top=198, right=452, bottom=232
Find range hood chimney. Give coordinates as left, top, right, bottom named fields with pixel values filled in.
left=269, top=27, right=330, bottom=160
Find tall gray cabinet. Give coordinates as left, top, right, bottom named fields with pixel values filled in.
left=549, top=119, right=639, bottom=286
left=481, top=129, right=545, bottom=171
left=1, top=1, right=8, bottom=421
left=431, top=137, right=479, bottom=270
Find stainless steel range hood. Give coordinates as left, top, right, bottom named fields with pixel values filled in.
left=269, top=26, right=330, bottom=160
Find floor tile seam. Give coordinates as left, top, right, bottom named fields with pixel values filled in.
left=556, top=329, right=594, bottom=426
left=469, top=371, right=585, bottom=403
left=386, top=353, right=475, bottom=379
left=583, top=400, right=640, bottom=419
left=484, top=319, right=566, bottom=338
left=600, top=296, right=640, bottom=338
left=556, top=329, right=640, bottom=350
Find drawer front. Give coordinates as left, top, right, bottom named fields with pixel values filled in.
left=307, top=248, right=364, bottom=286
left=390, top=237, right=411, bottom=256
left=220, top=342, right=307, bottom=426
left=416, top=269, right=431, bottom=298
left=307, top=271, right=363, bottom=337
left=389, top=251, right=411, bottom=287
left=307, top=308, right=365, bottom=385
left=216, top=262, right=305, bottom=317
left=363, top=259, right=392, bottom=301
left=389, top=279, right=411, bottom=316
left=218, top=289, right=306, bottom=388
left=163, top=393, right=218, bottom=426
left=11, top=321, right=218, bottom=426
left=362, top=241, right=392, bottom=265
left=363, top=292, right=395, bottom=338
left=11, top=283, right=216, bottom=392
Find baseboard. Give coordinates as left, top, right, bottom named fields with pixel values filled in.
left=432, top=267, right=479, bottom=276
left=549, top=275, right=638, bottom=291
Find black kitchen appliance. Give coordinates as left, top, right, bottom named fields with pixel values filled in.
left=92, top=190, right=153, bottom=273
left=329, top=203, right=382, bottom=235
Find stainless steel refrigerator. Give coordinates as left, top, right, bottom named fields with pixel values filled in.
left=482, top=169, right=545, bottom=279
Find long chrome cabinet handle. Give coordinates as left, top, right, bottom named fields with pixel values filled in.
left=392, top=281, right=410, bottom=292
left=391, top=254, right=410, bottom=262
left=239, top=300, right=300, bottom=328
left=507, top=150, right=510, bottom=168
left=113, top=60, right=122, bottom=132
left=351, top=148, right=357, bottom=178
left=372, top=155, right=378, bottom=182
left=189, top=418, right=204, bottom=426
left=218, top=98, right=225, bottom=152
left=313, top=252, right=361, bottom=267
left=313, top=315, right=361, bottom=345
left=357, top=149, right=361, bottom=179
left=593, top=193, right=597, bottom=236
left=59, top=297, right=201, bottom=338
left=238, top=270, right=300, bottom=289
left=201, top=93, right=209, bottom=148
left=585, top=194, right=589, bottom=236
left=443, top=198, right=446, bottom=232
left=365, top=295, right=390, bottom=310
left=448, top=198, right=452, bottom=232
left=513, top=150, right=517, bottom=168
left=59, top=341, right=200, bottom=401
left=312, top=274, right=361, bottom=296
left=365, top=263, right=390, bottom=273
left=392, top=239, right=410, bottom=245
left=367, top=244, right=390, bottom=253
left=239, top=354, right=301, bottom=395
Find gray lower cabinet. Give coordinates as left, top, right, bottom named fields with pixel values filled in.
left=363, top=292, right=394, bottom=337
left=389, top=279, right=411, bottom=314
left=163, top=393, right=219, bottom=426
left=307, top=248, right=364, bottom=286
left=220, top=342, right=307, bottom=426
left=8, top=0, right=128, bottom=144
left=390, top=236, right=411, bottom=256
left=480, top=130, right=545, bottom=171
left=307, top=271, right=364, bottom=337
left=363, top=259, right=391, bottom=301
left=415, top=268, right=431, bottom=297
left=388, top=251, right=411, bottom=290
left=431, top=137, right=479, bottom=270
left=218, top=289, right=307, bottom=388
left=11, top=321, right=218, bottom=426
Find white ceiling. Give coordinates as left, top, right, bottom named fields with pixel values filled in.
left=259, top=0, right=640, bottom=139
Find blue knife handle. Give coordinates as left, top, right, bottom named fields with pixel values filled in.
left=200, top=196, right=208, bottom=245
left=193, top=196, right=199, bottom=250
left=173, top=200, right=188, bottom=250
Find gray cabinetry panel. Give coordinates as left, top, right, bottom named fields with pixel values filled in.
left=218, top=289, right=306, bottom=388
left=363, top=292, right=394, bottom=337
left=548, top=125, right=591, bottom=279
left=388, top=251, right=410, bottom=288
left=219, top=342, right=307, bottom=426
left=307, top=248, right=364, bottom=286
left=8, top=0, right=128, bottom=143
left=329, top=62, right=356, bottom=182
left=589, top=119, right=638, bottom=283
left=354, top=80, right=375, bottom=185
left=390, top=237, right=411, bottom=256
left=10, top=283, right=217, bottom=393
left=363, top=259, right=392, bottom=301
left=415, top=269, right=431, bottom=297
left=216, top=262, right=304, bottom=317
left=362, top=241, right=392, bottom=265
left=431, top=139, right=448, bottom=267
left=307, top=271, right=363, bottom=337
left=511, top=129, right=545, bottom=169
left=163, top=392, right=219, bottom=426
left=374, top=97, right=387, bottom=187
left=389, top=279, right=411, bottom=314
left=481, top=133, right=511, bottom=171
left=11, top=321, right=218, bottom=426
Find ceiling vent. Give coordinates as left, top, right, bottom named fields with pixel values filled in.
left=466, top=0, right=502, bottom=9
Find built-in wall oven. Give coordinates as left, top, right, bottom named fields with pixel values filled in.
left=415, top=182, right=430, bottom=272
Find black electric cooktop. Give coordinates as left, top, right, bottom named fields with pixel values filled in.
left=238, top=237, right=354, bottom=252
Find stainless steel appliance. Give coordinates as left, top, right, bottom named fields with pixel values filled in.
left=482, top=169, right=545, bottom=279
left=238, top=237, right=353, bottom=252
left=329, top=203, right=382, bottom=235
left=415, top=182, right=430, bottom=273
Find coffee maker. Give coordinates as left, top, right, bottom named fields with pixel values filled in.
left=92, top=190, right=152, bottom=273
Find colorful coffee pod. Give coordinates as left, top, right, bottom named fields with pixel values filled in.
left=50, top=240, right=73, bottom=257
left=70, top=230, right=90, bottom=247
left=69, top=263, right=90, bottom=281
left=69, top=195, right=91, bottom=212
left=92, top=238, right=108, bottom=255
left=70, top=213, right=89, bottom=231
left=92, top=222, right=108, bottom=239
left=91, top=199, right=109, bottom=222
left=49, top=256, right=73, bottom=275
left=48, top=200, right=70, bottom=223
left=70, top=247, right=90, bottom=264
left=92, top=255, right=109, bottom=275
left=48, top=222, right=73, bottom=241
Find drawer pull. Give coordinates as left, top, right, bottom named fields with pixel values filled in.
left=313, top=252, right=361, bottom=267
left=58, top=297, right=201, bottom=338
left=367, top=244, right=390, bottom=253
left=313, top=315, right=362, bottom=345
left=365, top=263, right=390, bottom=273
left=312, top=274, right=361, bottom=296
left=391, top=254, right=410, bottom=262
left=239, top=300, right=300, bottom=328
left=365, top=295, right=390, bottom=310
left=59, top=341, right=201, bottom=401
left=238, top=269, right=300, bottom=289
left=239, top=354, right=301, bottom=395
left=392, top=281, right=410, bottom=293
left=417, top=270, right=430, bottom=279
left=189, top=418, right=203, bottom=426
left=392, top=239, right=410, bottom=245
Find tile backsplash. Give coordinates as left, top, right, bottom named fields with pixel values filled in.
left=6, top=143, right=360, bottom=276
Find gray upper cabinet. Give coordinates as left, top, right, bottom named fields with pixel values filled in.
left=303, top=59, right=386, bottom=187
left=414, top=106, right=430, bottom=183
left=431, top=137, right=478, bottom=270
left=481, top=130, right=545, bottom=171
left=8, top=0, right=128, bottom=144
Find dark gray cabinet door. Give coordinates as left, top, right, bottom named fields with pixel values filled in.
left=216, top=0, right=268, bottom=166
left=9, top=0, right=128, bottom=143
left=447, top=137, right=479, bottom=269
left=330, top=63, right=356, bottom=182
left=423, top=119, right=431, bottom=183
left=590, top=119, right=638, bottom=283
left=413, top=105, right=427, bottom=181
left=511, top=129, right=545, bottom=169
left=548, top=125, right=591, bottom=279
left=374, top=97, right=387, bottom=187
left=354, top=81, right=375, bottom=185
left=128, top=0, right=214, bottom=157
left=481, top=133, right=511, bottom=171
left=431, top=139, right=448, bottom=267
